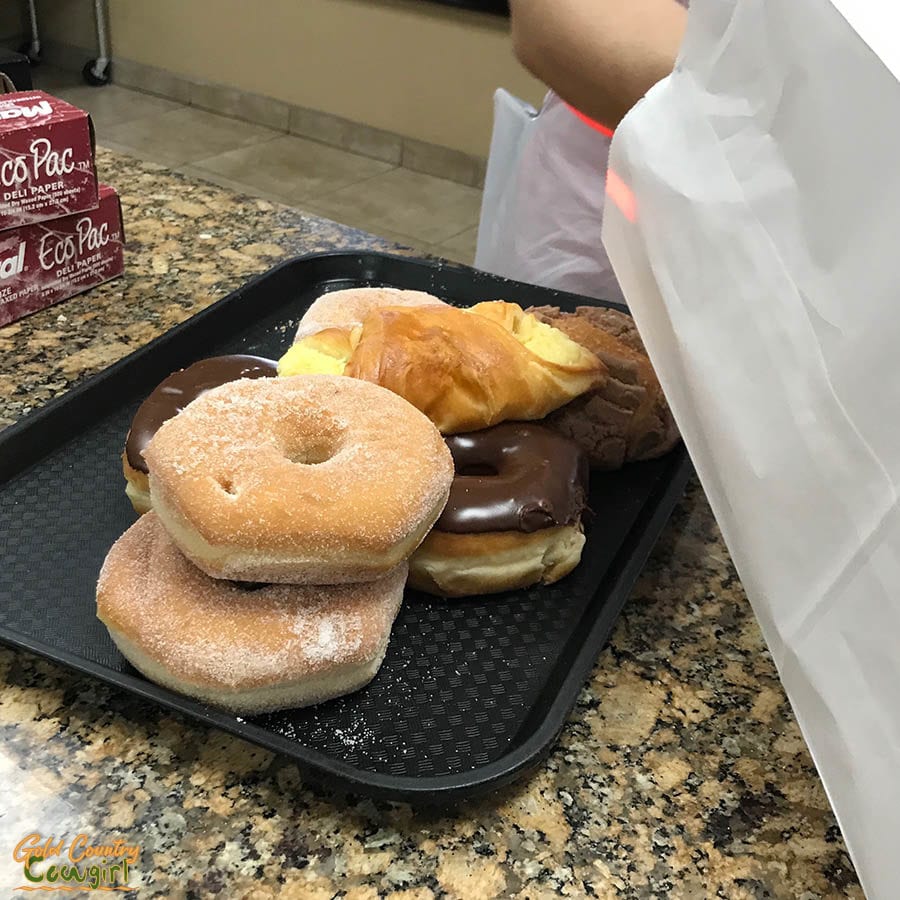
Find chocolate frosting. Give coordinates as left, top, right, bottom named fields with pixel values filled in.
left=125, top=355, right=277, bottom=473
left=436, top=423, right=589, bottom=534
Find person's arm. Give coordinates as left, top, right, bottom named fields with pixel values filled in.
left=509, top=0, right=687, bottom=131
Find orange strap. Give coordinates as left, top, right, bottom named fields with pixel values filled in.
left=564, top=102, right=615, bottom=138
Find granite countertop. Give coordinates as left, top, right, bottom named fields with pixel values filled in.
left=0, top=149, right=861, bottom=899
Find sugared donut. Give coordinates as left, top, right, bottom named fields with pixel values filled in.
left=144, top=375, right=454, bottom=584
left=408, top=423, right=589, bottom=597
left=97, top=513, right=406, bottom=713
left=123, top=355, right=277, bottom=514
left=293, top=287, right=447, bottom=342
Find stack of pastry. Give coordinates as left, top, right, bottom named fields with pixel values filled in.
left=99, top=286, right=678, bottom=712
left=99, top=370, right=454, bottom=712
left=278, top=287, right=678, bottom=597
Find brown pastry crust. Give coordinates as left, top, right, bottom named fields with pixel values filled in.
left=527, top=305, right=679, bottom=468
left=299, top=302, right=605, bottom=434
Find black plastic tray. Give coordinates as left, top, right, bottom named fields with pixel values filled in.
left=0, top=252, right=691, bottom=803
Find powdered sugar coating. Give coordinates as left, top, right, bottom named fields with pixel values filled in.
left=143, top=374, right=454, bottom=583
left=293, top=287, right=447, bottom=342
left=97, top=512, right=406, bottom=692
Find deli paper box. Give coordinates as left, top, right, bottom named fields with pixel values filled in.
left=0, top=184, right=124, bottom=327
left=0, top=90, right=98, bottom=231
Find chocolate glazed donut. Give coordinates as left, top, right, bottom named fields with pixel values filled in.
left=409, top=423, right=590, bottom=598
left=122, top=355, right=277, bottom=514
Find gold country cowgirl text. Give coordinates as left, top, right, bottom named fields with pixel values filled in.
left=13, top=833, right=139, bottom=892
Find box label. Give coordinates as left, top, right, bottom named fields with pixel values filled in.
left=0, top=184, right=125, bottom=327
left=0, top=91, right=99, bottom=230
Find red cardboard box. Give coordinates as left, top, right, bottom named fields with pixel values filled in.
left=0, top=184, right=124, bottom=327
left=0, top=90, right=98, bottom=230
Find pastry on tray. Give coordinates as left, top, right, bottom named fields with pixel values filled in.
left=408, top=423, right=590, bottom=598
left=278, top=301, right=604, bottom=433
left=98, top=512, right=407, bottom=713
left=293, top=286, right=447, bottom=341
left=527, top=305, right=680, bottom=468
left=142, top=375, right=453, bottom=584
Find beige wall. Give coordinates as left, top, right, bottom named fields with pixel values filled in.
left=30, top=0, right=95, bottom=48
left=36, top=0, right=545, bottom=157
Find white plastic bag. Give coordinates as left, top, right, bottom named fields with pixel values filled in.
left=475, top=89, right=624, bottom=304
left=603, top=0, right=900, bottom=896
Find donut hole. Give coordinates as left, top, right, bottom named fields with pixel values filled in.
left=216, top=476, right=239, bottom=496
left=458, top=463, right=499, bottom=478
left=282, top=435, right=340, bottom=466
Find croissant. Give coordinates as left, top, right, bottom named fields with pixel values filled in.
left=278, top=301, right=605, bottom=434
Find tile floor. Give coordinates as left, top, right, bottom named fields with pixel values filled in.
left=32, top=67, right=482, bottom=264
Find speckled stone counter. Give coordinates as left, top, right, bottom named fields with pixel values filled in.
left=0, top=149, right=862, bottom=899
